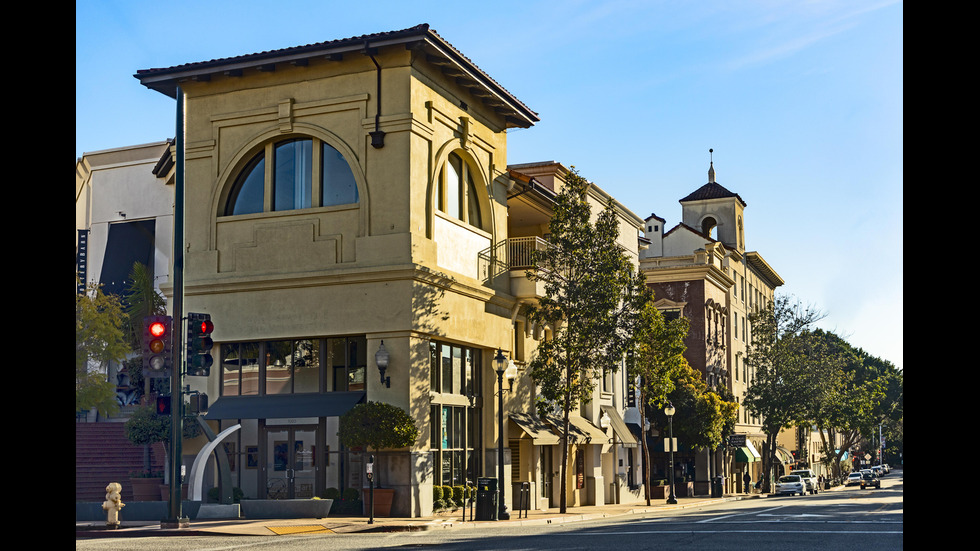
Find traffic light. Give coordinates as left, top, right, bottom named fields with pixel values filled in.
left=156, top=395, right=171, bottom=416
left=186, top=313, right=214, bottom=376
left=142, top=315, right=173, bottom=374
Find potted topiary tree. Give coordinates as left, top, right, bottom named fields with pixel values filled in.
left=338, top=401, right=419, bottom=517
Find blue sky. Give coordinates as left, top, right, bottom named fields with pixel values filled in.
left=76, top=0, right=903, bottom=370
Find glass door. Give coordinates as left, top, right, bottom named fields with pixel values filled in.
left=266, top=426, right=317, bottom=499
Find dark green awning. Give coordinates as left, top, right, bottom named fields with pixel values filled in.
left=204, top=391, right=365, bottom=420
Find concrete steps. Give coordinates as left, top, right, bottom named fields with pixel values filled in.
left=75, top=421, right=166, bottom=502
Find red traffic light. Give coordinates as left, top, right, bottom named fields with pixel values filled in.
left=199, top=319, right=214, bottom=334
left=149, top=321, right=167, bottom=337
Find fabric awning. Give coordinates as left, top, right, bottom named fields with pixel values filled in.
left=736, top=440, right=761, bottom=462
left=545, top=414, right=610, bottom=445
left=600, top=405, right=637, bottom=448
left=204, top=391, right=365, bottom=420
left=775, top=446, right=795, bottom=465
left=509, top=412, right=561, bottom=445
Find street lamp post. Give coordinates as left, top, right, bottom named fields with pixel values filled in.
left=665, top=403, right=677, bottom=504
left=495, top=349, right=511, bottom=520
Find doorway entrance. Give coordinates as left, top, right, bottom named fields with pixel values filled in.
left=265, top=425, right=317, bottom=499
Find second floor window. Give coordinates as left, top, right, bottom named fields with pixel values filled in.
left=435, top=151, right=485, bottom=231
left=225, top=137, right=358, bottom=216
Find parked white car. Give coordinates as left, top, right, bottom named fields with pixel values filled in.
left=775, top=475, right=807, bottom=496
left=790, top=469, right=819, bottom=494
left=846, top=472, right=863, bottom=486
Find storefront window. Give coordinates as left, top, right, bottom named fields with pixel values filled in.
left=220, top=337, right=363, bottom=397
left=429, top=340, right=482, bottom=486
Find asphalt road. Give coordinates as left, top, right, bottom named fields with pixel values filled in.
left=76, top=473, right=903, bottom=551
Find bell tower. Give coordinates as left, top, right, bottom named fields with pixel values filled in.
left=679, top=149, right=746, bottom=253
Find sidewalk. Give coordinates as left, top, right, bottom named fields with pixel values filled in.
left=76, top=492, right=773, bottom=538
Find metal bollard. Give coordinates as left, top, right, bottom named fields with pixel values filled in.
left=518, top=482, right=530, bottom=518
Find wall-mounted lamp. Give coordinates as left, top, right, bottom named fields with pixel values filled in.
left=375, top=340, right=390, bottom=388
left=599, top=411, right=611, bottom=430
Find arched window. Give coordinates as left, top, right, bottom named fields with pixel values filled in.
left=436, top=151, right=484, bottom=231
left=227, top=153, right=265, bottom=216
left=224, top=137, right=358, bottom=216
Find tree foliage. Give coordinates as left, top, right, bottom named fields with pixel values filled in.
left=743, top=294, right=824, bottom=491
left=799, top=330, right=903, bottom=476
left=524, top=168, right=639, bottom=513
left=338, top=401, right=420, bottom=451
left=76, top=278, right=129, bottom=416
left=123, top=261, right=167, bottom=349
left=626, top=285, right=690, bottom=504
left=650, top=363, right=737, bottom=452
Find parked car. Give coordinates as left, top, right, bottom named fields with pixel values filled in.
left=871, top=466, right=884, bottom=477
left=860, top=472, right=881, bottom=489
left=790, top=469, right=819, bottom=494
left=882, top=464, right=890, bottom=474
left=775, top=475, right=807, bottom=496
left=846, top=472, right=863, bottom=486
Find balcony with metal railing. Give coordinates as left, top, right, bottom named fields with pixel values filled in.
left=478, top=236, right=551, bottom=297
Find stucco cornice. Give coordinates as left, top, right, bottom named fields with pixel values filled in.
left=641, top=261, right=735, bottom=290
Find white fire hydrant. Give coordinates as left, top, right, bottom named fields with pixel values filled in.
left=102, top=482, right=125, bottom=528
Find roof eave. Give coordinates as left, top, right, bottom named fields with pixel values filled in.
left=134, top=25, right=539, bottom=128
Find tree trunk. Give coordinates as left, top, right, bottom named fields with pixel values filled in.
left=560, top=395, right=570, bottom=514
left=640, top=386, right=650, bottom=505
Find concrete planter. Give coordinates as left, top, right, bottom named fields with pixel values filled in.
left=240, top=499, right=333, bottom=519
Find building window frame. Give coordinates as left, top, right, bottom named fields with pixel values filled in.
left=223, top=136, right=359, bottom=217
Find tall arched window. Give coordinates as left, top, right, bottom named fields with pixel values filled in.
left=224, top=137, right=358, bottom=216
left=436, top=151, right=484, bottom=231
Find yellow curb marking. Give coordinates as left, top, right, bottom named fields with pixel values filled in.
left=267, top=525, right=334, bottom=535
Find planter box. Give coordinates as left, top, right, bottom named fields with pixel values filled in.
left=362, top=488, right=394, bottom=517
left=129, top=478, right=163, bottom=501
left=159, top=484, right=188, bottom=501
left=240, top=499, right=333, bottom=519
left=649, top=485, right=669, bottom=499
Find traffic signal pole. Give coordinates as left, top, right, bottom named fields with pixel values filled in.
left=164, top=86, right=187, bottom=529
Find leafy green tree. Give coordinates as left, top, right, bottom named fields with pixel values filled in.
left=76, top=279, right=129, bottom=417
left=743, top=294, right=824, bottom=491
left=651, top=364, right=737, bottom=453
left=627, top=284, right=690, bottom=504
left=524, top=168, right=638, bottom=513
left=804, top=332, right=902, bottom=477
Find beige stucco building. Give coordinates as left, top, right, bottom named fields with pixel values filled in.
left=126, top=24, right=644, bottom=517
left=639, top=159, right=784, bottom=494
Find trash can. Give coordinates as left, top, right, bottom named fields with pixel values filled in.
left=475, top=477, right=498, bottom=521
left=711, top=475, right=724, bottom=498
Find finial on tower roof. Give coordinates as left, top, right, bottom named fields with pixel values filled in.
left=708, top=148, right=715, bottom=183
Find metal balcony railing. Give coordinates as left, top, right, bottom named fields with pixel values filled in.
left=477, top=236, right=551, bottom=282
